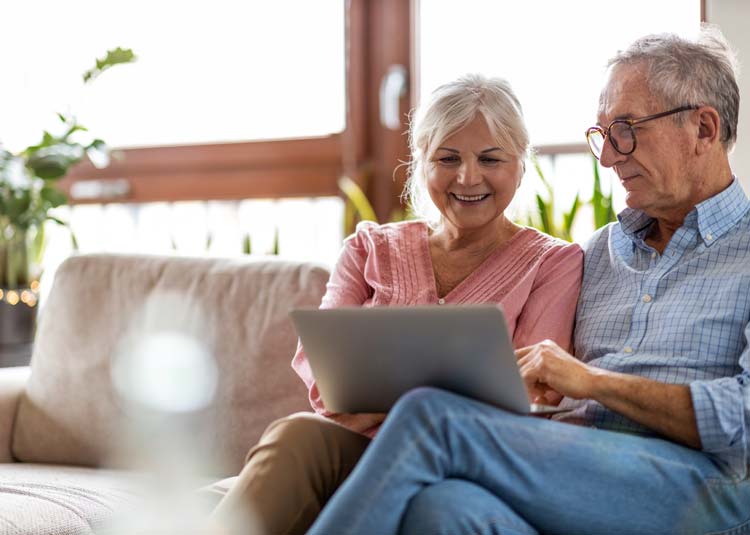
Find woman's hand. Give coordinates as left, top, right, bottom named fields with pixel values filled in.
left=515, top=340, right=596, bottom=404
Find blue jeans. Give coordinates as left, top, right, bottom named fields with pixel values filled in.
left=308, top=387, right=750, bottom=535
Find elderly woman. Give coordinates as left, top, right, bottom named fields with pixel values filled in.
left=212, top=73, right=583, bottom=534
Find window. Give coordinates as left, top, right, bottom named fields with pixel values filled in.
left=418, top=0, right=702, bottom=147
left=1, top=0, right=345, bottom=150
left=1, top=0, right=351, bottom=208
left=3, top=0, right=706, bottom=267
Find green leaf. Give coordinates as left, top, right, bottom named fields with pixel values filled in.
left=535, top=193, right=551, bottom=235
left=607, top=197, right=616, bottom=223
left=40, top=185, right=68, bottom=208
left=43, top=131, right=55, bottom=144
left=242, top=233, right=252, bottom=255
left=88, top=138, right=107, bottom=150
left=339, top=175, right=377, bottom=224
left=6, top=192, right=32, bottom=220
left=48, top=219, right=81, bottom=251
left=343, top=196, right=356, bottom=236
left=83, top=47, right=137, bottom=83
left=563, top=193, right=581, bottom=241
left=0, top=148, right=13, bottom=163
left=62, top=124, right=88, bottom=142
left=591, top=155, right=617, bottom=229
left=531, top=153, right=553, bottom=196
left=270, top=227, right=280, bottom=255
left=85, top=139, right=110, bottom=168
left=31, top=224, right=46, bottom=265
left=592, top=156, right=604, bottom=228
left=26, top=131, right=57, bottom=154
left=531, top=153, right=556, bottom=226
left=46, top=216, right=69, bottom=226
left=388, top=205, right=415, bottom=223
left=26, top=153, right=72, bottom=179
left=44, top=216, right=78, bottom=253
left=26, top=144, right=85, bottom=180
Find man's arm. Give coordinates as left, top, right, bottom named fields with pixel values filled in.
left=516, top=340, right=701, bottom=449
left=586, top=368, right=700, bottom=448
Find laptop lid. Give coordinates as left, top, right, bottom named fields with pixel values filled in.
left=290, top=305, right=559, bottom=415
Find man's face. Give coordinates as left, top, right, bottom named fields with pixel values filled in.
left=597, top=64, right=698, bottom=219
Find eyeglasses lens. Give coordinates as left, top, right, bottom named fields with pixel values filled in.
left=587, top=129, right=605, bottom=158
left=610, top=122, right=635, bottom=155
left=587, top=123, right=636, bottom=158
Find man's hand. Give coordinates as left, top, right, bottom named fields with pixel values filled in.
left=516, top=340, right=597, bottom=404
left=516, top=340, right=701, bottom=448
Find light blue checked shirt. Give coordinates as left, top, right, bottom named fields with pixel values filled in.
left=558, top=177, right=750, bottom=479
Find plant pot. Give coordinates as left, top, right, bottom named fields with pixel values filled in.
left=0, top=287, right=38, bottom=366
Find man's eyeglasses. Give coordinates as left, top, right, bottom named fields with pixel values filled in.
left=585, top=105, right=698, bottom=160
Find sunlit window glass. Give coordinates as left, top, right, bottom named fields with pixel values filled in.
left=419, top=0, right=701, bottom=147
left=0, top=0, right=345, bottom=151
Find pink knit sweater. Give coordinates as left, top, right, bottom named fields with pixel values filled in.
left=292, top=220, right=583, bottom=435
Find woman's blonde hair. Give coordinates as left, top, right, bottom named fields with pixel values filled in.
left=404, top=74, right=529, bottom=225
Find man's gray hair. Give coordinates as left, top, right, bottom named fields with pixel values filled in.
left=607, top=25, right=740, bottom=150
left=404, top=74, right=529, bottom=225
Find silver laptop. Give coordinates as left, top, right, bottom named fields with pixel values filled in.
left=290, top=305, right=566, bottom=415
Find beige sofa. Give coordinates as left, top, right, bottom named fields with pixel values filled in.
left=0, top=253, right=329, bottom=534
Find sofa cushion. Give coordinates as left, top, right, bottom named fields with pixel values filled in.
left=0, top=463, right=144, bottom=535
left=0, top=462, right=219, bottom=534
left=12, top=254, right=329, bottom=476
left=0, top=367, right=31, bottom=463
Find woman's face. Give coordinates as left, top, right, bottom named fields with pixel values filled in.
left=426, top=114, right=523, bottom=234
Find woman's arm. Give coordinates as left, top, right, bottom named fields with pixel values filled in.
left=291, top=223, right=386, bottom=435
left=512, top=243, right=583, bottom=352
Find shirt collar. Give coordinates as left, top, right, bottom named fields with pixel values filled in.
left=694, top=177, right=750, bottom=244
left=617, top=176, right=750, bottom=246
left=617, top=208, right=653, bottom=242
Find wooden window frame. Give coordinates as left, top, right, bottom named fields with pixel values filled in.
left=61, top=0, right=704, bottom=221
left=62, top=136, right=344, bottom=202
left=61, top=0, right=415, bottom=225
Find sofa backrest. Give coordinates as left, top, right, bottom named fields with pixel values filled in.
left=11, top=253, right=329, bottom=476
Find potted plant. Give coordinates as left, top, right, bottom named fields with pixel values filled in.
left=524, top=154, right=616, bottom=242
left=0, top=48, right=136, bottom=361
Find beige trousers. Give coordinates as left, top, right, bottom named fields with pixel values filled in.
left=211, top=412, right=371, bottom=535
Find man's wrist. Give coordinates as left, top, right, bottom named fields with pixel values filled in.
left=583, top=365, right=613, bottom=402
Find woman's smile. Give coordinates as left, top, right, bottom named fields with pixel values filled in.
left=450, top=192, right=492, bottom=203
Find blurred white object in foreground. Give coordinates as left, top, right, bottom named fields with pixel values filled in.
left=104, top=291, right=259, bottom=534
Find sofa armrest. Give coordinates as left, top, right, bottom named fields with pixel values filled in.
left=0, top=366, right=31, bottom=462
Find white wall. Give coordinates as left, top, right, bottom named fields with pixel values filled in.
left=706, top=0, right=750, bottom=190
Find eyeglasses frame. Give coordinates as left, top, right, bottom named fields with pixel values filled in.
left=585, top=105, right=699, bottom=159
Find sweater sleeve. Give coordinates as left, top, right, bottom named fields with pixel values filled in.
left=290, top=222, right=381, bottom=435
left=512, top=242, right=583, bottom=352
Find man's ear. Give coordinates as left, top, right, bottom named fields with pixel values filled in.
left=696, top=106, right=721, bottom=155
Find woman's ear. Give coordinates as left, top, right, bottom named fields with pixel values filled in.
left=696, top=106, right=721, bottom=155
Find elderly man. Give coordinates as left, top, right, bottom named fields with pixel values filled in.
left=307, top=27, right=750, bottom=535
